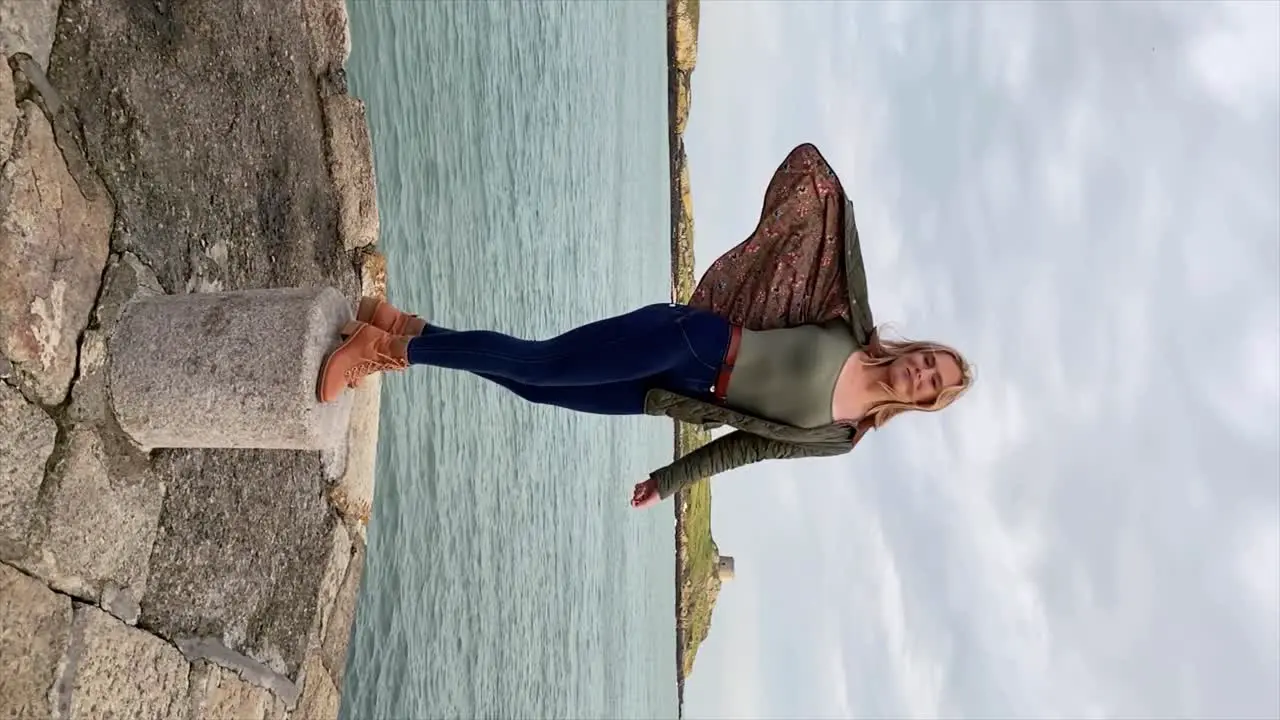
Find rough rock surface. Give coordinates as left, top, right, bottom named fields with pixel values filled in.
left=294, top=653, right=340, bottom=719
left=0, top=100, right=114, bottom=406
left=16, top=428, right=164, bottom=605
left=189, top=661, right=288, bottom=720
left=673, top=71, right=692, bottom=135
left=669, top=0, right=699, bottom=72
left=0, top=563, right=73, bottom=719
left=321, top=536, right=365, bottom=689
left=331, top=374, right=379, bottom=533
left=0, top=52, right=17, bottom=161
left=141, top=447, right=339, bottom=681
left=0, top=0, right=60, bottom=70
left=323, top=94, right=380, bottom=250
left=47, top=0, right=361, bottom=298
left=68, top=252, right=164, bottom=425
left=46, top=1, right=369, bottom=668
left=314, top=523, right=353, bottom=645
left=60, top=605, right=191, bottom=720
left=0, top=383, right=57, bottom=560
left=301, top=0, right=352, bottom=80
left=359, top=247, right=388, bottom=300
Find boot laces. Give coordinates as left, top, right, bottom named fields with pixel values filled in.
left=343, top=344, right=407, bottom=386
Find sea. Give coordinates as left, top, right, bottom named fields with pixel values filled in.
left=338, top=2, right=679, bottom=719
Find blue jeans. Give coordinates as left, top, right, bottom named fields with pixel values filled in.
left=406, top=303, right=731, bottom=415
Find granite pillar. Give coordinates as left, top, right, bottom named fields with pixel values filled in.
left=107, top=287, right=354, bottom=451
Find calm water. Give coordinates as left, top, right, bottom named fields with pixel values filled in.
left=339, top=2, right=678, bottom=719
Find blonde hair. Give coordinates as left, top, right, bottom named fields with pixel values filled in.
left=857, top=326, right=974, bottom=430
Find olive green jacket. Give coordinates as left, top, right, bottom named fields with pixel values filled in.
left=646, top=194, right=877, bottom=499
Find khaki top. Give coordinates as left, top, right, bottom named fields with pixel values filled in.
left=723, top=321, right=859, bottom=430
left=641, top=309, right=871, bottom=501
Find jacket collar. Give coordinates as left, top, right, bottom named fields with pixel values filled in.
left=841, top=197, right=876, bottom=347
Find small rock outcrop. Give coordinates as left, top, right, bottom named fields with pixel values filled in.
left=13, top=427, right=165, bottom=608
left=0, top=0, right=59, bottom=70
left=324, top=94, right=381, bottom=251
left=0, top=384, right=57, bottom=560
left=301, top=0, right=353, bottom=79
left=0, top=97, right=113, bottom=406
left=0, top=564, right=72, bottom=718
left=673, top=72, right=692, bottom=134
left=669, top=0, right=699, bottom=72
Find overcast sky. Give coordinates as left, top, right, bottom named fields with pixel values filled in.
left=679, top=2, right=1279, bottom=718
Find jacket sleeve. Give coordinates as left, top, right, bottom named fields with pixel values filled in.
left=650, top=430, right=844, bottom=499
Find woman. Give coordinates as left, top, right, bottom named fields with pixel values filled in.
left=317, top=144, right=973, bottom=508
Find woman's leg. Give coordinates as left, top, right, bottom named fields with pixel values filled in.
left=405, top=303, right=727, bottom=388
left=475, top=374, right=651, bottom=415
left=411, top=325, right=644, bottom=414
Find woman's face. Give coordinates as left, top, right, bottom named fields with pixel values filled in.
left=888, top=350, right=962, bottom=405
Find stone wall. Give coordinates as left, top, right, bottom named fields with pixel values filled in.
left=1, top=0, right=384, bottom=717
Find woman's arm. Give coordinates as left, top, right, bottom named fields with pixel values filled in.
left=649, top=430, right=845, bottom=499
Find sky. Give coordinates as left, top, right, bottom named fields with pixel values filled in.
left=679, top=2, right=1279, bottom=718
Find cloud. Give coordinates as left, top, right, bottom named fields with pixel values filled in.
left=682, top=2, right=1279, bottom=719
left=1202, top=305, right=1280, bottom=442
left=1233, top=511, right=1280, bottom=643
left=1184, top=1, right=1280, bottom=115
left=841, top=505, right=945, bottom=720
left=687, top=579, right=769, bottom=720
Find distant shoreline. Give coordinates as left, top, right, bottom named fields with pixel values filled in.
left=666, top=0, right=702, bottom=716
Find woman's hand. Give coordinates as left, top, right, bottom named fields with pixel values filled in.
left=630, top=478, right=661, bottom=509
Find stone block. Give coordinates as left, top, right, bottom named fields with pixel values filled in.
left=100, top=582, right=141, bottom=626
left=320, top=537, right=364, bottom=689
left=45, top=0, right=358, bottom=299
left=68, top=253, right=164, bottom=425
left=313, top=523, right=352, bottom=646
left=0, top=101, right=114, bottom=405
left=66, top=329, right=111, bottom=425
left=0, top=564, right=73, bottom=720
left=330, top=373, right=379, bottom=533
left=189, top=661, right=287, bottom=720
left=1, top=50, right=17, bottom=163
left=56, top=604, right=191, bottom=720
left=16, top=428, right=164, bottom=606
left=358, top=248, right=387, bottom=300
left=0, top=383, right=57, bottom=561
left=301, top=0, right=352, bottom=78
left=107, top=287, right=355, bottom=452
left=141, top=447, right=339, bottom=684
left=322, top=95, right=379, bottom=250
left=291, top=654, right=339, bottom=720
left=0, top=0, right=59, bottom=70
left=95, top=253, right=165, bottom=332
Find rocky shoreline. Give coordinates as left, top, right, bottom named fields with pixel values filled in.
left=1, top=0, right=385, bottom=717
left=666, top=0, right=699, bottom=716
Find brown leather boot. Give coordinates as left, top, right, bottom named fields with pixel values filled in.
left=317, top=321, right=410, bottom=403
left=356, top=296, right=426, bottom=336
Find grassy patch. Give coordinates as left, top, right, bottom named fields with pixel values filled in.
left=676, top=423, right=720, bottom=680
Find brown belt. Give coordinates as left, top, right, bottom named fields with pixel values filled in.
left=712, top=324, right=742, bottom=402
